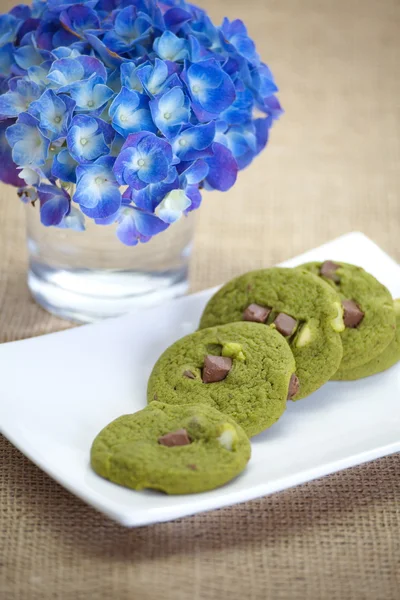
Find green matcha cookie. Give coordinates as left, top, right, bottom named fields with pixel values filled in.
left=199, top=268, right=344, bottom=400
left=334, top=299, right=400, bottom=380
left=300, top=261, right=396, bottom=370
left=91, top=402, right=251, bottom=495
left=148, top=321, right=296, bottom=438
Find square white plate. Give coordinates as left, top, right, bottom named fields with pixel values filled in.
left=1, top=232, right=399, bottom=527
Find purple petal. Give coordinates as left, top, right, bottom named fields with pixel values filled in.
left=206, top=143, right=238, bottom=192
left=0, top=118, right=21, bottom=186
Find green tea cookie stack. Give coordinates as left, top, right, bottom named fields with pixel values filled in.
left=199, top=267, right=344, bottom=399
left=300, top=261, right=396, bottom=378
left=91, top=261, right=399, bottom=496
left=147, top=321, right=296, bottom=438
left=91, top=402, right=251, bottom=495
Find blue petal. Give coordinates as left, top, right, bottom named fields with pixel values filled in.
left=51, top=148, right=78, bottom=183
left=171, top=122, right=216, bottom=161
left=163, top=7, right=193, bottom=33
left=113, top=131, right=173, bottom=189
left=102, top=6, right=152, bottom=53
left=132, top=168, right=179, bottom=212
left=58, top=206, right=85, bottom=231
left=149, top=86, right=190, bottom=139
left=38, top=184, right=70, bottom=226
left=0, top=14, right=22, bottom=46
left=68, top=77, right=114, bottom=111
left=6, top=112, right=50, bottom=167
left=116, top=206, right=168, bottom=246
left=109, top=87, right=156, bottom=136
left=67, top=115, right=110, bottom=164
left=155, top=189, right=191, bottom=224
left=183, top=59, right=236, bottom=121
left=136, top=58, right=169, bottom=97
left=84, top=32, right=124, bottom=68
left=10, top=5, right=32, bottom=20
left=120, top=62, right=143, bottom=92
left=154, top=31, right=188, bottom=62
left=0, top=79, right=41, bottom=118
left=0, top=118, right=21, bottom=186
left=29, top=90, right=75, bottom=141
left=0, top=44, right=15, bottom=79
left=60, top=5, right=100, bottom=37
left=74, top=156, right=121, bottom=218
left=205, top=142, right=238, bottom=192
left=47, top=58, right=85, bottom=89
left=178, top=159, right=209, bottom=185
left=185, top=185, right=202, bottom=213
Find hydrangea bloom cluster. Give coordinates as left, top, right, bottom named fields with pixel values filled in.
left=0, top=0, right=282, bottom=246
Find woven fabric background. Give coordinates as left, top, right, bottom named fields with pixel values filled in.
left=1, top=1, right=399, bottom=599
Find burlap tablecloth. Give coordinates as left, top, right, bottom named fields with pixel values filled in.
left=1, top=1, right=399, bottom=598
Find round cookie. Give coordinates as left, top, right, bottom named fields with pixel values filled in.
left=91, top=402, right=251, bottom=495
left=199, top=268, right=344, bottom=400
left=334, top=299, right=400, bottom=380
left=300, top=261, right=395, bottom=370
left=147, top=321, right=296, bottom=438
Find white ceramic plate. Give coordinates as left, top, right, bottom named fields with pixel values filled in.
left=1, top=232, right=399, bottom=527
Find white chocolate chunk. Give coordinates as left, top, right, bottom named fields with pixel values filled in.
left=217, top=424, right=238, bottom=451
left=331, top=301, right=345, bottom=333
left=296, top=324, right=313, bottom=348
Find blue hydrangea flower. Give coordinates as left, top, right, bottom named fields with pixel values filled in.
left=6, top=112, right=50, bottom=167
left=120, top=62, right=143, bottom=92
left=74, top=155, right=121, bottom=219
left=131, top=167, right=179, bottom=213
left=177, top=158, right=209, bottom=187
left=221, top=19, right=260, bottom=65
left=102, top=5, right=153, bottom=54
left=171, top=122, right=216, bottom=161
left=37, top=183, right=70, bottom=226
left=155, top=189, right=191, bottom=224
left=67, top=114, right=112, bottom=163
left=115, top=205, right=169, bottom=246
left=149, top=86, right=190, bottom=139
left=59, top=5, right=100, bottom=38
left=215, top=122, right=259, bottom=169
left=51, top=148, right=78, bottom=183
left=0, top=80, right=41, bottom=119
left=136, top=58, right=181, bottom=97
left=0, top=0, right=281, bottom=245
left=29, top=90, right=75, bottom=141
left=154, top=31, right=188, bottom=62
left=109, top=87, right=155, bottom=136
left=68, top=76, right=114, bottom=112
left=47, top=56, right=107, bottom=91
left=114, top=131, right=174, bottom=190
left=182, top=59, right=236, bottom=122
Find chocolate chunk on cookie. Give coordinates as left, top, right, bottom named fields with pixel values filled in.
left=301, top=261, right=395, bottom=370
left=91, top=403, right=251, bottom=495
left=148, top=321, right=296, bottom=438
left=199, top=268, right=343, bottom=400
left=243, top=303, right=271, bottom=323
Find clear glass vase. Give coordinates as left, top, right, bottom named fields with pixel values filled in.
left=25, top=203, right=195, bottom=323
